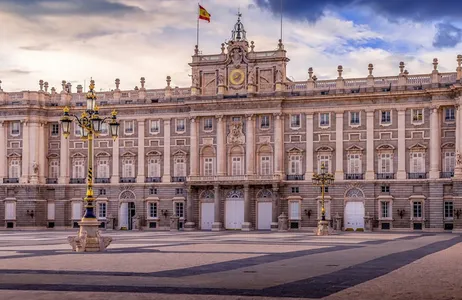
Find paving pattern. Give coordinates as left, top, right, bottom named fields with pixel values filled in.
left=0, top=230, right=460, bottom=300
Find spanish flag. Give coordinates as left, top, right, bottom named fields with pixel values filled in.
left=198, top=5, right=211, bottom=23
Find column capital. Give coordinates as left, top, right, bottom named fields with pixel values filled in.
left=244, top=184, right=250, bottom=190
left=245, top=114, right=254, bottom=120
left=273, top=112, right=283, bottom=119
left=306, top=113, right=314, bottom=119
left=215, top=114, right=223, bottom=121
left=365, top=108, right=375, bottom=114
left=189, top=115, right=198, bottom=122
left=430, top=105, right=441, bottom=112
left=335, top=111, right=344, bottom=117
left=214, top=184, right=220, bottom=191
left=138, top=119, right=145, bottom=124
left=397, top=107, right=407, bottom=112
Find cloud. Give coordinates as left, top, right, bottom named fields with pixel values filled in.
left=433, top=23, right=462, bottom=48
left=254, top=0, right=462, bottom=22
left=0, top=69, right=32, bottom=75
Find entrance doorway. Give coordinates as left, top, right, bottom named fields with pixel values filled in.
left=201, top=202, right=214, bottom=230
left=344, top=201, right=365, bottom=230
left=119, top=201, right=136, bottom=230
left=257, top=202, right=272, bottom=230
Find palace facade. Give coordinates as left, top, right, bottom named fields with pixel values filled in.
left=1, top=16, right=462, bottom=232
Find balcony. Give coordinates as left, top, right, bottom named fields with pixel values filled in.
left=46, top=178, right=58, bottom=184
left=3, top=178, right=19, bottom=184
left=146, top=177, right=162, bottom=183
left=95, top=178, right=110, bottom=184
left=408, top=173, right=427, bottom=179
left=69, top=178, right=85, bottom=184
left=120, top=177, right=136, bottom=183
left=286, top=175, right=305, bottom=181
left=345, top=173, right=364, bottom=180
left=376, top=173, right=395, bottom=180
left=172, top=176, right=186, bottom=183
left=187, top=174, right=281, bottom=184
left=440, top=172, right=454, bottom=179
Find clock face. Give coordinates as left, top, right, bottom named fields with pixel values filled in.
left=229, top=69, right=245, bottom=85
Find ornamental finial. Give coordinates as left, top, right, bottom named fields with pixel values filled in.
left=63, top=106, right=70, bottom=113
left=89, top=79, right=95, bottom=92
left=111, top=109, right=117, bottom=117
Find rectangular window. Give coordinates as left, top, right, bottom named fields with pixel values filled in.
left=350, top=112, right=360, bottom=125
left=204, top=118, right=213, bottom=131
left=381, top=201, right=390, bottom=218
left=11, top=121, right=20, bottom=135
left=124, top=121, right=134, bottom=134
left=444, top=152, right=455, bottom=173
left=176, top=119, right=186, bottom=132
left=175, top=202, right=184, bottom=218
left=290, top=114, right=301, bottom=128
left=147, top=157, right=161, bottom=177
left=73, top=159, right=84, bottom=178
left=149, top=187, right=157, bottom=195
left=231, top=157, right=243, bottom=176
left=174, top=157, right=186, bottom=177
left=99, top=189, right=106, bottom=195
left=260, top=156, right=271, bottom=175
left=320, top=186, right=329, bottom=193
left=122, top=158, right=134, bottom=177
left=381, top=111, right=391, bottom=124
left=175, top=188, right=183, bottom=195
left=9, top=159, right=21, bottom=178
left=232, top=117, right=241, bottom=122
left=318, top=155, right=330, bottom=173
left=381, top=185, right=390, bottom=193
left=379, top=153, right=392, bottom=173
left=49, top=160, right=59, bottom=178
left=412, top=109, right=424, bottom=123
left=291, top=187, right=299, bottom=193
left=149, top=202, right=158, bottom=218
left=413, top=201, right=422, bottom=218
left=289, top=155, right=302, bottom=175
left=320, top=113, right=330, bottom=127
left=445, top=108, right=455, bottom=122
left=204, top=158, right=214, bottom=176
left=98, top=202, right=107, bottom=219
left=74, top=124, right=82, bottom=137
left=410, top=152, right=425, bottom=173
left=261, top=115, right=270, bottom=129
left=289, top=201, right=301, bottom=220
left=100, top=122, right=108, bottom=135
left=51, top=123, right=59, bottom=136
left=444, top=201, right=453, bottom=218
left=348, top=154, right=361, bottom=174
left=97, top=159, right=109, bottom=178
left=150, top=120, right=160, bottom=134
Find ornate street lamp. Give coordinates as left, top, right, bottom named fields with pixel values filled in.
left=60, top=80, right=119, bottom=252
left=312, top=163, right=335, bottom=235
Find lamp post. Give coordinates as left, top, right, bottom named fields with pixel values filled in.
left=312, top=163, right=334, bottom=235
left=61, top=80, right=120, bottom=252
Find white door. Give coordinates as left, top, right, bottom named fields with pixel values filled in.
left=119, top=202, right=129, bottom=229
left=225, top=199, right=244, bottom=230
left=257, top=202, right=272, bottom=230
left=344, top=201, right=365, bottom=230
left=201, top=202, right=214, bottom=230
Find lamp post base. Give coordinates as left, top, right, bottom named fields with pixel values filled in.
left=68, top=219, right=112, bottom=252
left=316, top=220, right=330, bottom=236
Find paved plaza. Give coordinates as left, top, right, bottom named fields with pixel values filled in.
left=0, top=230, right=460, bottom=300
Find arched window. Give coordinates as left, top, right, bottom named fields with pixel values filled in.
left=72, top=158, right=85, bottom=178
left=148, top=156, right=161, bottom=177
left=122, top=156, right=135, bottom=178
left=229, top=146, right=244, bottom=176
left=258, top=145, right=273, bottom=175
left=288, top=148, right=303, bottom=175
left=201, top=146, right=215, bottom=176
left=49, top=159, right=59, bottom=178
left=9, top=158, right=21, bottom=179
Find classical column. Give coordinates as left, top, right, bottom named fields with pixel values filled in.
left=59, top=126, right=70, bottom=184
left=242, top=184, right=252, bottom=231
left=271, top=186, right=279, bottom=230
left=365, top=109, right=375, bottom=180
left=136, top=120, right=145, bottom=183
left=429, top=107, right=441, bottom=179
left=305, top=113, right=314, bottom=179
left=335, top=112, right=344, bottom=181
left=184, top=187, right=196, bottom=230
left=216, top=116, right=226, bottom=176
left=29, top=121, right=40, bottom=184
left=38, top=122, right=47, bottom=184
left=162, top=119, right=171, bottom=182
left=397, top=108, right=407, bottom=180
left=212, top=185, right=222, bottom=230
left=274, top=113, right=283, bottom=176
left=190, top=117, right=199, bottom=176
left=0, top=122, right=6, bottom=182
left=245, top=115, right=255, bottom=175
left=455, top=102, right=462, bottom=178
left=111, top=137, right=120, bottom=184
left=21, top=121, right=29, bottom=184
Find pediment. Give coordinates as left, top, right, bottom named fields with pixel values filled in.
left=346, top=145, right=363, bottom=152
left=376, top=144, right=395, bottom=151
left=316, top=146, right=334, bottom=152
left=287, top=147, right=304, bottom=154
left=409, top=143, right=427, bottom=151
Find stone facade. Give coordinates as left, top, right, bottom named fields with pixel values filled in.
left=1, top=17, right=462, bottom=232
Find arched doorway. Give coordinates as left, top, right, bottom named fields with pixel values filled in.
left=119, top=190, right=136, bottom=230
left=256, top=189, right=273, bottom=230
left=200, top=189, right=215, bottom=230
left=225, top=189, right=244, bottom=230
left=344, top=188, right=365, bottom=231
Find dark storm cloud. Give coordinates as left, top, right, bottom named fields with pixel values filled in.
left=254, top=0, right=462, bottom=22
left=0, top=0, right=142, bottom=16
left=433, top=23, right=462, bottom=48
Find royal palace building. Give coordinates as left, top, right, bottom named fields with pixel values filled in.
left=1, top=17, right=462, bottom=232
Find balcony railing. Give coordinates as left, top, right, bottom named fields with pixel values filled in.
left=146, top=177, right=162, bottom=183
left=69, top=178, right=85, bottom=184
left=3, top=178, right=19, bottom=184
left=187, top=174, right=280, bottom=183
left=120, top=177, right=136, bottom=183
left=345, top=173, right=364, bottom=180
left=440, top=172, right=454, bottom=178
left=286, top=175, right=305, bottom=181
left=408, top=173, right=427, bottom=179
left=95, top=178, right=110, bottom=183
left=376, top=173, right=395, bottom=179
left=172, top=176, right=186, bottom=182
left=46, top=178, right=58, bottom=184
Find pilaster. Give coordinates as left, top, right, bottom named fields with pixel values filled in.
left=29, top=121, right=39, bottom=184
left=245, top=115, right=255, bottom=175
left=21, top=121, right=29, bottom=184
left=59, top=128, right=70, bottom=184
left=242, top=184, right=252, bottom=231
left=0, top=122, right=6, bottom=181
left=211, top=185, right=222, bottom=231
left=429, top=106, right=441, bottom=179
left=38, top=122, right=47, bottom=184
left=274, top=113, right=283, bottom=176
left=111, top=138, right=120, bottom=184
left=305, top=113, right=314, bottom=179
left=397, top=108, right=407, bottom=180
left=136, top=120, right=145, bottom=183
left=162, top=119, right=171, bottom=182
left=365, top=110, right=375, bottom=180
left=184, top=187, right=196, bottom=230
left=271, top=186, right=279, bottom=230
left=190, top=117, right=199, bottom=176
left=216, top=115, right=226, bottom=176
left=455, top=101, right=462, bottom=178
left=335, top=112, right=344, bottom=181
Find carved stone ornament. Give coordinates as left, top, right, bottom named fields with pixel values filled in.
left=231, top=48, right=243, bottom=66
left=457, top=150, right=462, bottom=166
left=227, top=121, right=245, bottom=144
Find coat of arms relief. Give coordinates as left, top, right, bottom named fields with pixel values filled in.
left=227, top=121, right=245, bottom=144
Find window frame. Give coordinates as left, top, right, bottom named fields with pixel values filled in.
left=203, top=118, right=213, bottom=131
left=349, top=111, right=361, bottom=126
left=97, top=201, right=107, bottom=219
left=411, top=108, right=424, bottom=125
left=319, top=113, right=330, bottom=127
left=124, top=120, right=135, bottom=135
left=147, top=201, right=159, bottom=219
left=288, top=200, right=301, bottom=220
left=260, top=115, right=270, bottom=129
left=444, top=201, right=454, bottom=219
left=50, top=123, right=59, bottom=136
left=290, top=114, right=301, bottom=129
left=380, top=110, right=392, bottom=126
left=176, top=118, right=186, bottom=133
left=174, top=201, right=185, bottom=219
left=445, top=107, right=455, bottom=123
left=260, top=156, right=272, bottom=175
left=10, top=121, right=20, bottom=136
left=149, top=120, right=160, bottom=134
left=288, top=154, right=303, bottom=175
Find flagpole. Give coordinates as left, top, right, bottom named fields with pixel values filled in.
left=196, top=3, right=200, bottom=50
left=280, top=0, right=283, bottom=41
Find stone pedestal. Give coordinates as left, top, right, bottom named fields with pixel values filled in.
left=170, top=215, right=179, bottom=231
left=242, top=222, right=252, bottom=231
left=270, top=222, right=278, bottom=231
left=184, top=221, right=196, bottom=231
left=316, top=220, right=330, bottom=236
left=364, top=213, right=373, bottom=232
left=333, top=213, right=342, bottom=231
left=211, top=222, right=222, bottom=231
left=68, top=219, right=112, bottom=252
left=278, top=212, right=288, bottom=231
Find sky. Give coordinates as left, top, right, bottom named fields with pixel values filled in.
left=1, top=0, right=462, bottom=92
